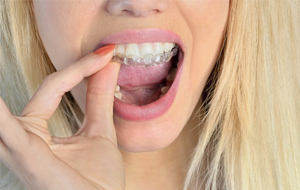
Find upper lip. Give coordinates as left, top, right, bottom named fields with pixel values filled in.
left=97, top=28, right=185, bottom=53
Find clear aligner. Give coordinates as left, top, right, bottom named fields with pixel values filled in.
left=112, top=45, right=179, bottom=67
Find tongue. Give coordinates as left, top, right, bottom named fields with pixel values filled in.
left=117, top=62, right=172, bottom=86
left=117, top=61, right=172, bottom=105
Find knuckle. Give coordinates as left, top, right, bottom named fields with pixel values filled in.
left=40, top=73, right=66, bottom=96
left=87, top=86, right=112, bottom=97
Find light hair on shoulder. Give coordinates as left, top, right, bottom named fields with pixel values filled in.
left=0, top=0, right=81, bottom=189
left=185, top=0, right=300, bottom=189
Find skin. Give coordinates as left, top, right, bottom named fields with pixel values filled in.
left=33, top=0, right=229, bottom=149
left=0, top=0, right=229, bottom=190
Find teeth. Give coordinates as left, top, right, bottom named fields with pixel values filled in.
left=117, top=42, right=175, bottom=57
left=112, top=42, right=179, bottom=67
left=114, top=84, right=173, bottom=102
left=154, top=42, right=164, bottom=55
left=114, top=92, right=122, bottom=100
left=161, top=86, right=170, bottom=95
left=125, top=44, right=141, bottom=58
left=115, top=45, right=125, bottom=55
left=141, top=43, right=153, bottom=58
left=159, top=85, right=171, bottom=98
left=114, top=85, right=123, bottom=101
left=115, top=85, right=120, bottom=92
left=166, top=67, right=177, bottom=82
left=163, top=43, right=174, bottom=52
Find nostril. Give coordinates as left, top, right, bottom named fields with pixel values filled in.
left=120, top=9, right=149, bottom=17
left=121, top=9, right=159, bottom=17
left=106, top=0, right=169, bottom=17
left=120, top=10, right=135, bottom=17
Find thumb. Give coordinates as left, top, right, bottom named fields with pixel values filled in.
left=78, top=62, right=120, bottom=141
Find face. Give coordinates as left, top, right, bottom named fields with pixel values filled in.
left=33, top=0, right=229, bottom=152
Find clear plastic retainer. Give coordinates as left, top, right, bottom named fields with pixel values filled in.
left=111, top=45, right=179, bottom=67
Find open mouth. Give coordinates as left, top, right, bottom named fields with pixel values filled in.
left=112, top=42, right=182, bottom=107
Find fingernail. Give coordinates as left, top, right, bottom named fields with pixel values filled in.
left=94, top=44, right=116, bottom=56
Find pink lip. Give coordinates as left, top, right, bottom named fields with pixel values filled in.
left=98, top=28, right=185, bottom=50
left=98, top=29, right=185, bottom=121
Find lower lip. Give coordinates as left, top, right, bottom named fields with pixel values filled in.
left=113, top=57, right=184, bottom=121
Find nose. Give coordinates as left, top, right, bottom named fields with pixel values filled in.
left=106, top=0, right=169, bottom=17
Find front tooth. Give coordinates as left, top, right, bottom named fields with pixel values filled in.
left=125, top=44, right=140, bottom=58
left=140, top=43, right=153, bottom=58
left=115, top=45, right=125, bottom=55
left=154, top=43, right=164, bottom=55
left=163, top=43, right=175, bottom=53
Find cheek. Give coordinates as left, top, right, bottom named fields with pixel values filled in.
left=191, top=0, right=229, bottom=63
left=183, top=0, right=229, bottom=95
left=191, top=1, right=229, bottom=56
left=33, top=1, right=100, bottom=70
left=185, top=0, right=229, bottom=59
left=33, top=1, right=102, bottom=111
left=168, top=1, right=229, bottom=127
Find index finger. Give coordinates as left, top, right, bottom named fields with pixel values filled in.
left=21, top=45, right=116, bottom=121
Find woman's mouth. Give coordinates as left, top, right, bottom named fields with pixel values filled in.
left=113, top=42, right=180, bottom=106
left=98, top=29, right=185, bottom=121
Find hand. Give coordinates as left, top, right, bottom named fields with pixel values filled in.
left=0, top=47, right=125, bottom=190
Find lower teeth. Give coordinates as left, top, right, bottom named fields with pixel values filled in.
left=112, top=45, right=179, bottom=67
left=114, top=91, right=123, bottom=101
left=114, top=85, right=166, bottom=104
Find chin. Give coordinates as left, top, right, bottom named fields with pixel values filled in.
left=114, top=115, right=186, bottom=152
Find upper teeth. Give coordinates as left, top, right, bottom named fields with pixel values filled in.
left=114, top=42, right=176, bottom=58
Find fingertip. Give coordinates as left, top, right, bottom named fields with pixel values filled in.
left=82, top=46, right=118, bottom=79
left=94, top=45, right=116, bottom=56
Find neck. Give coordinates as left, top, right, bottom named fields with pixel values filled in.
left=121, top=104, right=202, bottom=190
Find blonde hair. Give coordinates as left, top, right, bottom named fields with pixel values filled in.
left=0, top=0, right=81, bottom=188
left=1, top=0, right=299, bottom=190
